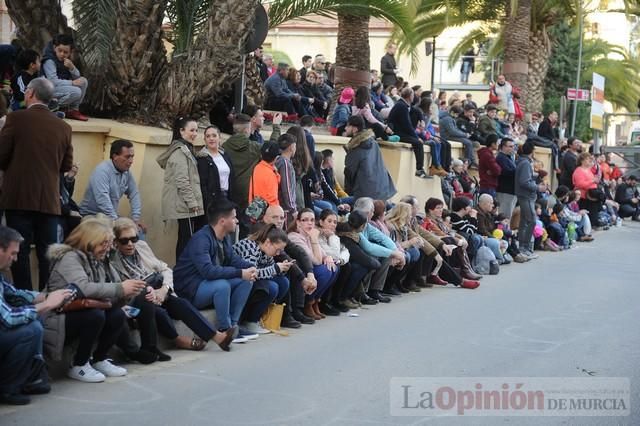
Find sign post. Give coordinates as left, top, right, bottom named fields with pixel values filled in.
left=591, top=72, right=606, bottom=153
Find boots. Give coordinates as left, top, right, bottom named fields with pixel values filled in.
left=304, top=301, right=321, bottom=320
left=311, top=300, right=326, bottom=319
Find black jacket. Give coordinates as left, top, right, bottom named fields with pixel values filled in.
left=559, top=150, right=578, bottom=189
left=380, top=53, right=397, bottom=87
left=537, top=118, right=558, bottom=142
left=388, top=99, right=418, bottom=140
left=496, top=152, right=516, bottom=194
left=196, top=150, right=235, bottom=210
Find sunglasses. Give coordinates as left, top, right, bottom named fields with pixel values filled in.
left=117, top=236, right=139, bottom=245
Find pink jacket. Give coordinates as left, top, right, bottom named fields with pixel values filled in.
left=572, top=167, right=597, bottom=198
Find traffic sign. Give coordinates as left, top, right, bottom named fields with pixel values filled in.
left=567, top=88, right=590, bottom=101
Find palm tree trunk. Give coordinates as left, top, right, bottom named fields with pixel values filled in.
left=86, top=0, right=169, bottom=120
left=244, top=54, right=266, bottom=107
left=503, top=0, right=531, bottom=112
left=151, top=0, right=260, bottom=126
left=331, top=13, right=372, bottom=120
left=526, top=28, right=551, bottom=113
left=5, top=0, right=72, bottom=51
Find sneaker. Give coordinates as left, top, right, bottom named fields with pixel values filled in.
left=415, top=169, right=432, bottom=179
left=241, top=321, right=271, bottom=335
left=237, top=329, right=259, bottom=340
left=65, top=109, right=89, bottom=121
left=387, top=135, right=401, bottom=142
left=54, top=111, right=66, bottom=119
left=341, top=298, right=359, bottom=309
left=92, top=359, right=127, bottom=377
left=460, top=279, right=480, bottom=289
left=513, top=253, right=529, bottom=263
left=67, top=363, right=106, bottom=383
left=523, top=251, right=539, bottom=260
left=232, top=336, right=250, bottom=344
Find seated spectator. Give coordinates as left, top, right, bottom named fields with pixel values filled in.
left=248, top=141, right=281, bottom=207
left=330, top=87, right=354, bottom=136
left=477, top=105, right=505, bottom=141
left=45, top=217, right=147, bottom=382
left=477, top=134, right=502, bottom=197
left=371, top=82, right=391, bottom=117
left=41, top=34, right=88, bottom=121
left=10, top=49, right=40, bottom=111
left=352, top=86, right=392, bottom=141
left=475, top=194, right=506, bottom=263
left=79, top=139, right=146, bottom=232
left=286, top=68, right=313, bottom=116
left=614, top=175, right=639, bottom=220
left=311, top=151, right=350, bottom=214
left=260, top=205, right=317, bottom=326
left=287, top=209, right=339, bottom=320
left=197, top=125, right=234, bottom=208
left=439, top=105, right=477, bottom=168
left=316, top=73, right=333, bottom=115
left=173, top=199, right=257, bottom=342
left=301, top=115, right=317, bottom=156
left=300, top=71, right=327, bottom=119
left=415, top=97, right=450, bottom=174
left=157, top=116, right=206, bottom=260
left=0, top=226, right=70, bottom=405
left=245, top=104, right=282, bottom=145
left=422, top=198, right=482, bottom=283
left=317, top=210, right=351, bottom=315
left=456, top=104, right=484, bottom=145
left=275, top=134, right=298, bottom=226
left=352, top=198, right=406, bottom=302
left=264, top=63, right=301, bottom=117
left=111, top=218, right=234, bottom=353
left=561, top=190, right=594, bottom=241
left=572, top=152, right=604, bottom=227
left=344, top=116, right=397, bottom=201
left=320, top=149, right=354, bottom=206
left=299, top=55, right=312, bottom=81
left=335, top=211, right=382, bottom=309
left=224, top=114, right=261, bottom=213
left=233, top=224, right=291, bottom=334
left=450, top=159, right=476, bottom=199
left=387, top=87, right=429, bottom=178
left=449, top=196, right=486, bottom=261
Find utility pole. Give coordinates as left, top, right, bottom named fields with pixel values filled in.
left=570, top=2, right=584, bottom=137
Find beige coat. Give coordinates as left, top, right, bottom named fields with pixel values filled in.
left=43, top=244, right=124, bottom=361
left=110, top=240, right=174, bottom=292
left=157, top=139, right=204, bottom=220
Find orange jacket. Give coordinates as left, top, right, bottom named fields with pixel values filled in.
left=249, top=160, right=281, bottom=206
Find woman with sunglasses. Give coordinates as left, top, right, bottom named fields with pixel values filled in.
left=157, top=116, right=206, bottom=260
left=44, top=217, right=147, bottom=383
left=287, top=209, right=339, bottom=320
left=111, top=218, right=235, bottom=354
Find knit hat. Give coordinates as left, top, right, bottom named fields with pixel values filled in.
left=339, top=87, right=355, bottom=104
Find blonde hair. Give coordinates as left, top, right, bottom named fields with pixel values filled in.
left=65, top=217, right=114, bottom=254
left=113, top=217, right=137, bottom=239
left=385, top=202, right=412, bottom=229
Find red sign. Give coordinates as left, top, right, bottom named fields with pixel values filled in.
left=567, top=88, right=590, bottom=101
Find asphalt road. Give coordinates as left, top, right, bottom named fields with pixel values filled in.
left=2, top=222, right=639, bottom=426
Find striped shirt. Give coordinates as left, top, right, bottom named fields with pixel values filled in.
left=0, top=275, right=38, bottom=329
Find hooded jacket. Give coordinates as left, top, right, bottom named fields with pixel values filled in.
left=344, top=129, right=396, bottom=201
left=514, top=156, right=538, bottom=200
left=156, top=139, right=204, bottom=220
left=43, top=244, right=124, bottom=361
left=477, top=147, right=501, bottom=190
left=223, top=133, right=261, bottom=210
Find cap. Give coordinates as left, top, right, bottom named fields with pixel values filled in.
left=339, top=87, right=355, bottom=104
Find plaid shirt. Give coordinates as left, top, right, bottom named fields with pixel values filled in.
left=0, top=275, right=38, bottom=329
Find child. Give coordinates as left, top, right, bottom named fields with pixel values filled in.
left=10, top=49, right=40, bottom=111
left=41, top=34, right=89, bottom=121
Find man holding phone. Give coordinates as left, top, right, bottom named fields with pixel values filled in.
left=0, top=226, right=72, bottom=405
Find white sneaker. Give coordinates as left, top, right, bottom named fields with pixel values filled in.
left=232, top=336, right=249, bottom=344
left=92, top=359, right=127, bottom=377
left=243, top=321, right=271, bottom=335
left=67, top=362, right=105, bottom=383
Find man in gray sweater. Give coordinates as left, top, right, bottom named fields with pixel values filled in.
left=514, top=140, right=540, bottom=259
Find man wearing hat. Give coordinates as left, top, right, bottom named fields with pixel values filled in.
left=249, top=141, right=281, bottom=207
left=330, top=87, right=354, bottom=136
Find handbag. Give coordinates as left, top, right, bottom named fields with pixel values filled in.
left=260, top=303, right=288, bottom=336
left=245, top=173, right=269, bottom=223
left=61, top=298, right=112, bottom=312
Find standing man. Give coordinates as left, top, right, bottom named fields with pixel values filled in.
left=299, top=55, right=312, bottom=82
left=79, top=139, right=146, bottom=232
left=380, top=43, right=399, bottom=89
left=224, top=114, right=261, bottom=212
left=492, top=74, right=514, bottom=114
left=254, top=46, right=268, bottom=82
left=477, top=134, right=501, bottom=197
left=559, top=137, right=581, bottom=189
left=0, top=77, right=73, bottom=290
left=495, top=137, right=518, bottom=219
left=245, top=104, right=282, bottom=145
left=514, top=140, right=540, bottom=259
left=0, top=225, right=71, bottom=405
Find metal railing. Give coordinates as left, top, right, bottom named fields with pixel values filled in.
left=433, top=55, right=499, bottom=90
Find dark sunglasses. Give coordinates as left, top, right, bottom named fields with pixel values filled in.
left=117, top=236, right=139, bottom=245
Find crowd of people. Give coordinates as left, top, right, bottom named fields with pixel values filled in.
left=1, top=38, right=638, bottom=407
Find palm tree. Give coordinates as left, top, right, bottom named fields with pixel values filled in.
left=503, top=0, right=531, bottom=108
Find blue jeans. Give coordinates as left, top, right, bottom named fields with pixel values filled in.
left=309, top=265, right=339, bottom=301
left=405, top=246, right=421, bottom=263
left=243, top=276, right=290, bottom=323
left=484, top=237, right=504, bottom=261
left=192, top=278, right=252, bottom=330
left=314, top=199, right=337, bottom=215
left=0, top=320, right=44, bottom=393
left=426, top=140, right=442, bottom=167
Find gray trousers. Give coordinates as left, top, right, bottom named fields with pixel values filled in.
left=54, top=77, right=88, bottom=109
left=367, top=256, right=392, bottom=291
left=496, top=192, right=518, bottom=220
left=517, top=197, right=536, bottom=252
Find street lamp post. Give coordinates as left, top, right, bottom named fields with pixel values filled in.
left=570, top=2, right=584, bottom=137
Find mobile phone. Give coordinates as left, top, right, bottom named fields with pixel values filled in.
left=122, top=305, right=141, bottom=318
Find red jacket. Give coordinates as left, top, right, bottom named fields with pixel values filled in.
left=478, top=147, right=501, bottom=190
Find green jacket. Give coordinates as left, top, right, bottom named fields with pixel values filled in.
left=223, top=133, right=261, bottom=210
left=156, top=139, right=204, bottom=220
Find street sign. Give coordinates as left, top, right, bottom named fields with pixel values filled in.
left=590, top=73, right=605, bottom=131
left=567, top=88, right=590, bottom=101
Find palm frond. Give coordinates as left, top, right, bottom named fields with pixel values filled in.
left=71, top=0, right=117, bottom=68
left=166, top=0, right=211, bottom=55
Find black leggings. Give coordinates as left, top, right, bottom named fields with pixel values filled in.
left=156, top=295, right=217, bottom=341
left=65, top=307, right=126, bottom=366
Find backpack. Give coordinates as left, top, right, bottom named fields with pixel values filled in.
left=472, top=245, right=497, bottom=275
